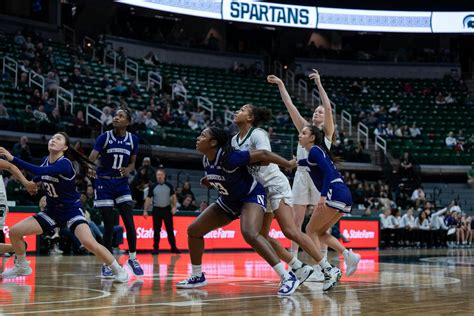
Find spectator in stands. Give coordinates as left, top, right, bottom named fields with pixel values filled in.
left=388, top=102, right=401, bottom=119
left=101, top=74, right=113, bottom=91
left=70, top=68, right=83, bottom=84
left=385, top=123, right=395, bottom=138
left=444, top=93, right=456, bottom=104
left=176, top=181, right=196, bottom=206
left=467, top=162, right=474, bottom=189
left=45, top=71, right=59, bottom=92
left=178, top=195, right=197, bottom=212
left=145, top=111, right=159, bottom=130
left=409, top=123, right=422, bottom=138
left=14, top=30, right=26, bottom=45
left=73, top=110, right=86, bottom=136
left=6, top=170, right=33, bottom=206
left=445, top=131, right=457, bottom=148
left=143, top=51, right=159, bottom=65
left=411, top=187, right=426, bottom=209
left=361, top=81, right=370, bottom=94
left=12, top=136, right=32, bottom=162
left=198, top=201, right=209, bottom=213
left=466, top=134, right=474, bottom=152
left=374, top=123, right=387, bottom=137
left=112, top=80, right=128, bottom=97
left=173, top=79, right=187, bottom=97
left=187, top=114, right=199, bottom=130
left=42, top=91, right=55, bottom=113
left=435, top=92, right=446, bottom=105
left=33, top=105, right=49, bottom=123
left=140, top=157, right=157, bottom=182
left=29, top=89, right=42, bottom=109
left=100, top=106, right=113, bottom=127
left=403, top=82, right=413, bottom=96
left=455, top=130, right=465, bottom=152
left=399, top=152, right=415, bottom=179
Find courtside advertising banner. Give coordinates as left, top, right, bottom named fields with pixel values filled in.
left=340, top=219, right=379, bottom=249
left=3, top=212, right=38, bottom=251
left=120, top=215, right=291, bottom=250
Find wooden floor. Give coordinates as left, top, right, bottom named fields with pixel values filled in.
left=0, top=248, right=473, bottom=315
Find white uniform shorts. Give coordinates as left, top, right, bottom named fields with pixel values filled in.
left=292, top=169, right=321, bottom=206
left=263, top=172, right=293, bottom=213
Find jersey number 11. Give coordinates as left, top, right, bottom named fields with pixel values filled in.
left=112, top=154, right=124, bottom=169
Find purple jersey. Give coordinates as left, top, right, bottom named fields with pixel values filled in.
left=93, top=130, right=139, bottom=178
left=203, top=149, right=259, bottom=202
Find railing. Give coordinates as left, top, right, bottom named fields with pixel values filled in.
left=63, top=25, right=75, bottom=45
left=2, top=57, right=18, bottom=87
left=273, top=61, right=283, bottom=79
left=83, top=36, right=96, bottom=60
left=196, top=96, right=214, bottom=120
left=224, top=110, right=234, bottom=125
left=56, top=86, right=74, bottom=115
left=171, top=83, right=187, bottom=101
left=125, top=58, right=139, bottom=83
left=285, top=70, right=295, bottom=90
left=375, top=135, right=387, bottom=154
left=29, top=70, right=45, bottom=94
left=341, top=110, right=352, bottom=136
left=311, top=88, right=320, bottom=108
left=298, top=79, right=308, bottom=101
left=357, top=122, right=369, bottom=149
left=85, top=103, right=104, bottom=133
left=148, top=71, right=162, bottom=90
left=103, top=48, right=118, bottom=73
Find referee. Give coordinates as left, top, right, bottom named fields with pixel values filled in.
left=143, top=169, right=180, bottom=254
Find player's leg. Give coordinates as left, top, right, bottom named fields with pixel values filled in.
left=177, top=203, right=233, bottom=288
left=1, top=216, right=43, bottom=278
left=74, top=222, right=128, bottom=283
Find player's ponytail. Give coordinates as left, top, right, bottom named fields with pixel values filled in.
left=307, top=125, right=342, bottom=165
left=57, top=132, right=96, bottom=172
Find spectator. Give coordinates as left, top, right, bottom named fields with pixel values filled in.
left=374, top=123, right=386, bottom=137
left=445, top=131, right=457, bottom=148
left=411, top=187, right=426, bottom=208
left=409, top=123, right=421, bottom=138
left=33, top=105, right=49, bottom=122
left=385, top=123, right=395, bottom=138
left=145, top=111, right=159, bottom=130
left=455, top=130, right=465, bottom=152
left=399, top=152, right=415, bottom=179
left=176, top=181, right=196, bottom=206
left=100, top=106, right=113, bottom=127
left=12, top=136, right=32, bottom=162
left=435, top=92, right=446, bottom=105
left=44, top=71, right=59, bottom=92
left=14, top=30, right=26, bottom=45
left=178, top=195, right=196, bottom=211
left=172, top=79, right=187, bottom=96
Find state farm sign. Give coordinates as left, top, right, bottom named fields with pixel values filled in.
left=339, top=219, right=379, bottom=248
left=120, top=215, right=290, bottom=251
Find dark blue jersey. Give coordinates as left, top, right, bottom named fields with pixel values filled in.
left=93, top=130, right=139, bottom=177
left=299, top=145, right=344, bottom=197
left=203, top=149, right=258, bottom=202
left=12, top=156, right=80, bottom=210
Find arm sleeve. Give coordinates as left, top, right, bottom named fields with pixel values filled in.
left=297, top=159, right=310, bottom=167
left=167, top=182, right=175, bottom=195
left=308, top=147, right=331, bottom=197
left=131, top=134, right=139, bottom=156
left=92, top=133, right=107, bottom=152
left=226, top=150, right=250, bottom=170
left=12, top=157, right=73, bottom=177
left=252, top=129, right=272, bottom=151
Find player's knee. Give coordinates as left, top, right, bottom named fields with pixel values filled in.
left=187, top=223, right=203, bottom=238
left=241, top=228, right=259, bottom=245
left=281, top=227, right=299, bottom=241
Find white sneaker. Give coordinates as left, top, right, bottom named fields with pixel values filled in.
left=343, top=250, right=361, bottom=277
left=322, top=266, right=341, bottom=291
left=278, top=271, right=300, bottom=296
left=306, top=265, right=325, bottom=282
left=1, top=262, right=33, bottom=279
left=113, top=268, right=129, bottom=283
left=292, top=263, right=314, bottom=285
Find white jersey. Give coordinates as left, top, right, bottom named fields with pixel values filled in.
left=231, top=127, right=282, bottom=185
left=0, top=175, right=8, bottom=228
